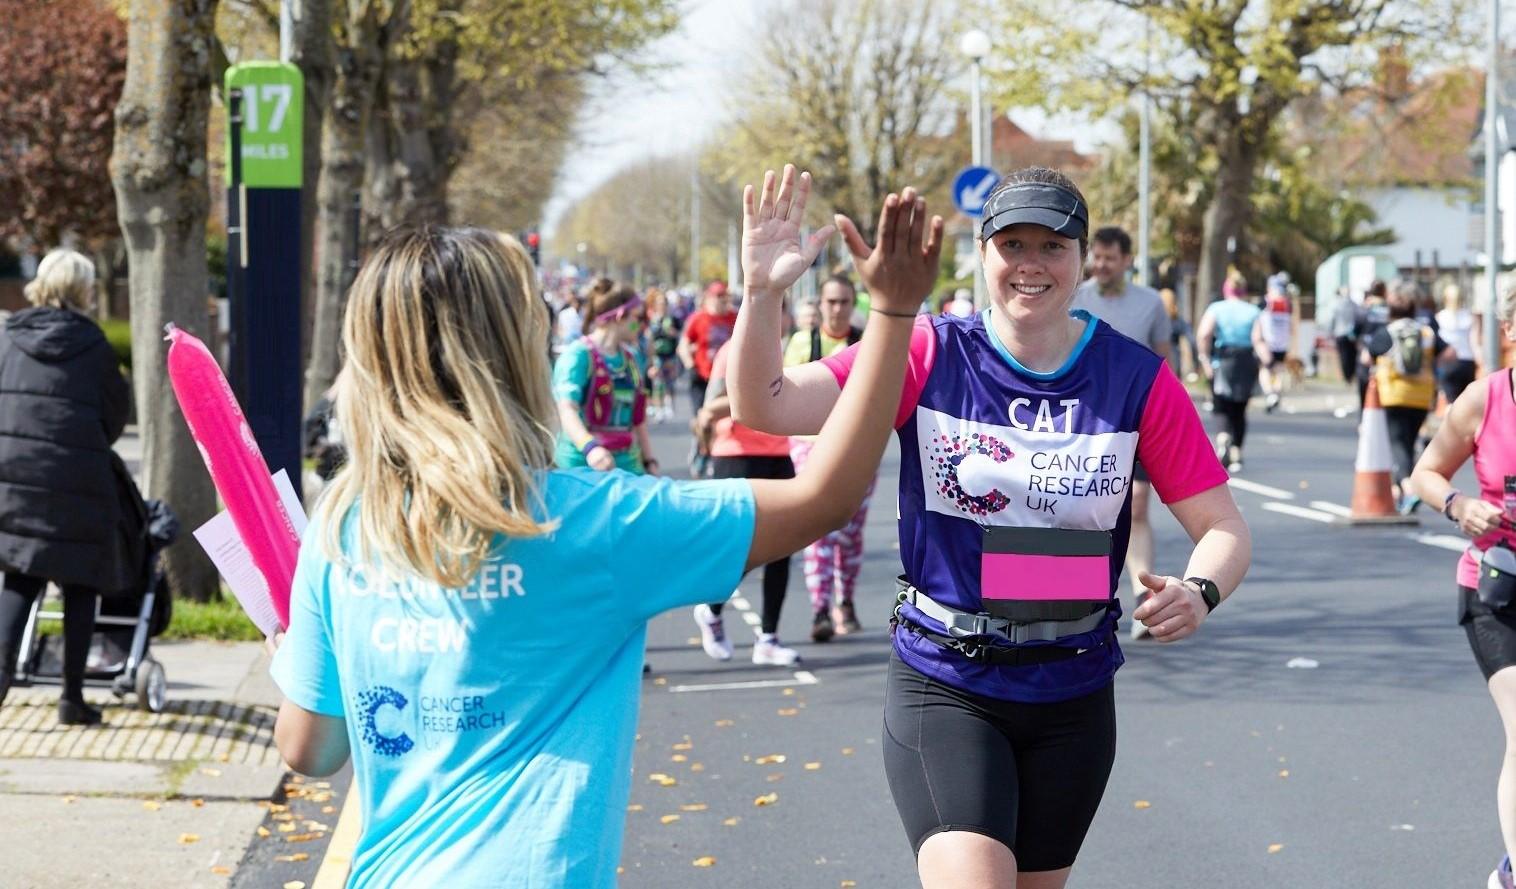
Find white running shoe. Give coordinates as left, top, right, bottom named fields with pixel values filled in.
left=1130, top=592, right=1152, bottom=641
left=692, top=604, right=732, bottom=661
left=752, top=635, right=800, bottom=667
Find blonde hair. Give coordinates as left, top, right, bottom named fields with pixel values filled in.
left=1502, top=283, right=1516, bottom=327
left=24, top=249, right=96, bottom=311
left=319, top=226, right=559, bottom=589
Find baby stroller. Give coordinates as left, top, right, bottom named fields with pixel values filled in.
left=12, top=472, right=179, bottom=713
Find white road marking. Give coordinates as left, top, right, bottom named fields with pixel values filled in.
left=740, top=611, right=762, bottom=627
left=670, top=673, right=820, bottom=694
left=1229, top=478, right=1296, bottom=500
left=1262, top=502, right=1337, bottom=523
left=1410, top=533, right=1469, bottom=553
left=1309, top=500, right=1354, bottom=518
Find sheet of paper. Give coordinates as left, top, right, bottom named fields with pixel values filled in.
left=191, top=469, right=309, bottom=636
left=271, top=469, right=309, bottom=535
left=193, top=510, right=281, bottom=636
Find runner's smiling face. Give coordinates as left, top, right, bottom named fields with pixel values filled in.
left=980, top=223, right=1082, bottom=324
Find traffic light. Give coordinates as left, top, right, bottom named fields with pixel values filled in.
left=525, top=231, right=541, bottom=266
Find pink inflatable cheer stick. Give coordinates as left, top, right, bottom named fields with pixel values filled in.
left=165, top=324, right=299, bottom=628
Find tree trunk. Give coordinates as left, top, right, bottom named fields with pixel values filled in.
left=292, top=0, right=331, bottom=405
left=108, top=0, right=220, bottom=602
left=303, top=7, right=382, bottom=411
left=1195, top=134, right=1261, bottom=321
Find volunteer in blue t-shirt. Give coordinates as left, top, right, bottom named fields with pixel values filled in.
left=726, top=167, right=1253, bottom=888
left=267, top=168, right=945, bottom=889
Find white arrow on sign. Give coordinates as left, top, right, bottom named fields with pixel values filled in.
left=960, top=174, right=997, bottom=214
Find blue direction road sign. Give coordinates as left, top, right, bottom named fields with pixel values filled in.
left=953, top=165, right=1000, bottom=217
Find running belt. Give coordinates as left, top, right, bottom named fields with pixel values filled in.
left=895, top=577, right=1106, bottom=644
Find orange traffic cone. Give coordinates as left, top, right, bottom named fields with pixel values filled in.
left=1348, top=376, right=1417, bottom=524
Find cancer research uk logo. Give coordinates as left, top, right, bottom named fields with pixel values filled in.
left=926, top=432, right=1014, bottom=516
left=357, top=686, right=415, bottom=757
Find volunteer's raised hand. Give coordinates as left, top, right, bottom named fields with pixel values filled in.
left=834, top=187, right=944, bottom=316
left=742, top=164, right=835, bottom=298
left=1132, top=571, right=1207, bottom=642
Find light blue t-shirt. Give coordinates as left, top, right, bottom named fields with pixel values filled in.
left=1203, top=299, right=1262, bottom=350
left=270, top=470, right=755, bottom=888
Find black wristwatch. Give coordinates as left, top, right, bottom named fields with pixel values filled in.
left=1186, top=576, right=1222, bottom=613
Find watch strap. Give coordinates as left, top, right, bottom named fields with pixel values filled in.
left=1185, top=576, right=1221, bottom=613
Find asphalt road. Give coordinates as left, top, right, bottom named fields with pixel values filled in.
left=622, top=391, right=1499, bottom=889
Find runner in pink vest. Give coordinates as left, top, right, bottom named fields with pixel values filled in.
left=1409, top=286, right=1516, bottom=889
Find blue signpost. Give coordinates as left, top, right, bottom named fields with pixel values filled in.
left=225, top=62, right=304, bottom=499
left=953, top=165, right=1000, bottom=218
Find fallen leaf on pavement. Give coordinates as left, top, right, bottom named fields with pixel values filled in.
left=60, top=796, right=76, bottom=804
left=714, top=720, right=734, bottom=727
left=723, top=817, right=740, bottom=826
left=627, top=804, right=644, bottom=812
left=257, top=826, right=271, bottom=838
left=1278, top=770, right=1290, bottom=778
left=321, top=805, right=336, bottom=814
left=690, top=763, right=705, bottom=772
left=672, top=741, right=693, bottom=751
left=210, top=866, right=232, bottom=876
left=755, top=754, right=786, bottom=765
left=1268, top=844, right=1284, bottom=854
left=1134, top=801, right=1151, bottom=810
left=178, top=834, right=200, bottom=845
left=278, top=821, right=296, bottom=833
left=199, top=768, right=222, bottom=778
left=680, top=804, right=708, bottom=812
left=275, top=854, right=310, bottom=863
left=754, top=792, right=778, bottom=807
left=142, top=801, right=161, bottom=811
left=841, top=882, right=857, bottom=888
left=191, top=798, right=205, bottom=808
left=284, top=833, right=319, bottom=843
left=841, top=748, right=854, bottom=756
left=777, top=708, right=798, bottom=716
left=804, top=762, right=821, bottom=771
left=782, top=688, right=795, bottom=696
left=671, top=754, right=688, bottom=763
left=283, top=882, right=306, bottom=889
left=692, top=856, right=716, bottom=867
left=766, top=774, right=783, bottom=783
left=660, top=815, right=681, bottom=824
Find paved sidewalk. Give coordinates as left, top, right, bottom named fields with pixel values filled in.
left=0, top=641, right=290, bottom=888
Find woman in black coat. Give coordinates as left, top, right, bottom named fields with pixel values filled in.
left=0, top=248, right=132, bottom=725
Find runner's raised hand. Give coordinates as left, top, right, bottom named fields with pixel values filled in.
left=742, top=164, right=835, bottom=297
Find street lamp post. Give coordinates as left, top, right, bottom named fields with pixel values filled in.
left=1138, top=16, right=1151, bottom=288
left=960, top=29, right=992, bottom=310
left=1484, top=0, right=1502, bottom=373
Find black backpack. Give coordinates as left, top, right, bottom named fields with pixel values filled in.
left=810, top=325, right=863, bottom=361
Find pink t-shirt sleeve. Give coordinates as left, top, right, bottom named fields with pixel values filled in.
left=819, top=315, right=936, bottom=429
left=1137, top=367, right=1230, bottom=503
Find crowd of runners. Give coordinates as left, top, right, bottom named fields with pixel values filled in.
left=254, top=154, right=1516, bottom=889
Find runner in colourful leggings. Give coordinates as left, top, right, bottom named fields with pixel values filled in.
left=783, top=273, right=871, bottom=640
left=728, top=166, right=1252, bottom=888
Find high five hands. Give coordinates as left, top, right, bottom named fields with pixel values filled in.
left=835, top=187, right=943, bottom=316
left=742, top=164, right=943, bottom=313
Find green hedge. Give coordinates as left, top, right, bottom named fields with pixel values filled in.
left=100, top=318, right=131, bottom=369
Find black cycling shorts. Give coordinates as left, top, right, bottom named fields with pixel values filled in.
left=1461, top=585, right=1516, bottom=680
left=881, top=650, right=1116, bottom=872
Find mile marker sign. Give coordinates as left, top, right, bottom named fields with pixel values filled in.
left=953, top=166, right=1000, bottom=218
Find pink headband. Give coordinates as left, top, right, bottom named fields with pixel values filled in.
left=1222, top=281, right=1245, bottom=299
left=594, top=294, right=643, bottom=325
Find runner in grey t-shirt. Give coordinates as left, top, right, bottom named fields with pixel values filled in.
left=1071, top=226, right=1172, bottom=643
left=1071, top=276, right=1171, bottom=351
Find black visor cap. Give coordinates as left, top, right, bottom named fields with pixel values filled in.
left=979, top=182, right=1089, bottom=242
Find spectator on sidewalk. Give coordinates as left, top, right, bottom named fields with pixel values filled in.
left=0, top=248, right=132, bottom=726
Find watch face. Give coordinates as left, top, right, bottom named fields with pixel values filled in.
left=1188, top=577, right=1220, bottom=610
